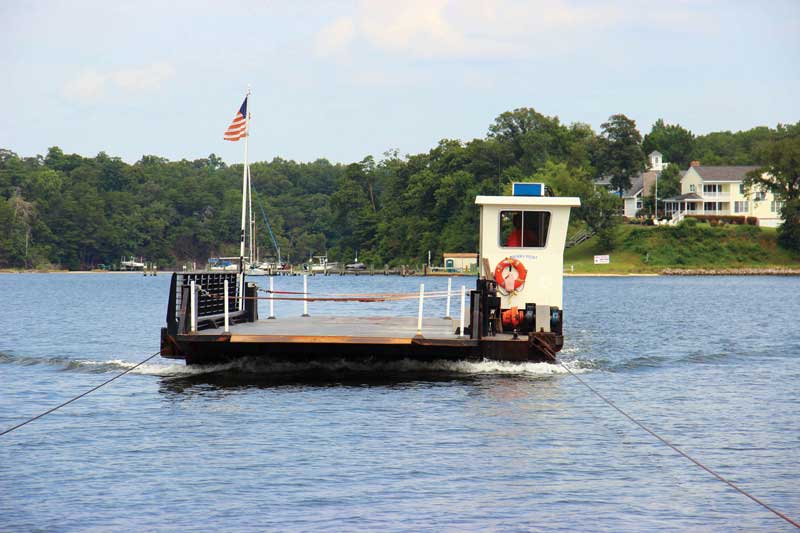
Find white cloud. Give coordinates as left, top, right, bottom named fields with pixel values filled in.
left=358, top=0, right=483, bottom=58
left=314, top=0, right=711, bottom=61
left=314, top=16, right=355, bottom=57
left=316, top=0, right=516, bottom=60
left=63, top=62, right=176, bottom=100
left=110, top=63, right=176, bottom=91
left=63, top=69, right=107, bottom=100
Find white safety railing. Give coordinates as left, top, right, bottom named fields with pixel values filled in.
left=701, top=192, right=730, bottom=200
left=239, top=272, right=245, bottom=311
left=190, top=280, right=197, bottom=332
left=459, top=285, right=466, bottom=338
left=223, top=279, right=229, bottom=332
left=268, top=276, right=275, bottom=319
left=302, top=274, right=309, bottom=317
left=417, top=283, right=425, bottom=335
left=445, top=277, right=452, bottom=319
left=257, top=278, right=466, bottom=337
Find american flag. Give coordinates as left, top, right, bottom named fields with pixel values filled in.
left=223, top=97, right=248, bottom=141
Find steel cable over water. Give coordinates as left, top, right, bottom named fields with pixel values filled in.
left=0, top=350, right=162, bottom=438
left=3, top=339, right=796, bottom=528
left=558, top=361, right=800, bottom=529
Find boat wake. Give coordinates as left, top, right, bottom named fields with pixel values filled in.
left=195, top=357, right=593, bottom=377
left=0, top=350, right=594, bottom=379
left=0, top=351, right=223, bottom=377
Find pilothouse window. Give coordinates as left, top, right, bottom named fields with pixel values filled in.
left=500, top=211, right=550, bottom=248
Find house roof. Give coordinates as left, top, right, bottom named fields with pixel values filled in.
left=649, top=150, right=662, bottom=157
left=622, top=171, right=659, bottom=198
left=622, top=175, right=644, bottom=198
left=694, top=166, right=759, bottom=182
left=663, top=192, right=703, bottom=202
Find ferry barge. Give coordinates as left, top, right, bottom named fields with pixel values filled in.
left=160, top=184, right=579, bottom=365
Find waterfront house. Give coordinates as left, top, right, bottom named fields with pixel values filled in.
left=621, top=171, right=659, bottom=217
left=618, top=151, right=669, bottom=217
left=663, top=162, right=783, bottom=227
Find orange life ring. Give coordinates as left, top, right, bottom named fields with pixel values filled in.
left=494, top=258, right=527, bottom=294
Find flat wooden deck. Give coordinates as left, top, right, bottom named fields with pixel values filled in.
left=165, top=316, right=547, bottom=364
left=201, top=316, right=460, bottom=343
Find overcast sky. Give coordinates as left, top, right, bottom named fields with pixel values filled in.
left=2, top=1, right=798, bottom=165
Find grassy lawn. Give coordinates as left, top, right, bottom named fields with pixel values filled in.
left=563, top=223, right=800, bottom=274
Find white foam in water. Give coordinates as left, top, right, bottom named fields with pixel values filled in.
left=3, top=352, right=594, bottom=377
left=46, top=357, right=236, bottom=377
left=136, top=357, right=592, bottom=377
left=109, top=359, right=240, bottom=377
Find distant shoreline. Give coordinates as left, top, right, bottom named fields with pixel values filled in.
left=2, top=268, right=800, bottom=276
left=659, top=267, right=800, bottom=276
left=0, top=270, right=151, bottom=275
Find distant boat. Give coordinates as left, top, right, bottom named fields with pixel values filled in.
left=345, top=252, right=366, bottom=271
left=119, top=256, right=145, bottom=271
left=207, top=257, right=238, bottom=272
left=245, top=261, right=272, bottom=276
left=307, top=255, right=337, bottom=273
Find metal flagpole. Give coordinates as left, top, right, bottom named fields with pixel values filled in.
left=238, top=89, right=250, bottom=310
left=247, top=168, right=253, bottom=266
left=248, top=164, right=254, bottom=266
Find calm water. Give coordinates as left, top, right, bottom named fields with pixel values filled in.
left=1, top=273, right=798, bottom=532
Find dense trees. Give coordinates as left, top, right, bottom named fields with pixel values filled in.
left=0, top=148, right=348, bottom=268
left=642, top=119, right=695, bottom=167
left=598, top=114, right=646, bottom=195
left=531, top=162, right=621, bottom=251
left=1, top=114, right=798, bottom=269
left=744, top=124, right=800, bottom=250
left=656, top=164, right=682, bottom=199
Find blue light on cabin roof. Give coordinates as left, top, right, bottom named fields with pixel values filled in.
left=513, top=182, right=544, bottom=197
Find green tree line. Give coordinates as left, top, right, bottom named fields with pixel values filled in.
left=1, top=110, right=797, bottom=269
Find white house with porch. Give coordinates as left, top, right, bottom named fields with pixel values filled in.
left=663, top=163, right=783, bottom=227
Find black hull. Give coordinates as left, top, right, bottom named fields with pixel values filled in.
left=161, top=328, right=561, bottom=365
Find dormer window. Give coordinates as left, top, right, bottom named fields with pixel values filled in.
left=689, top=184, right=696, bottom=192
